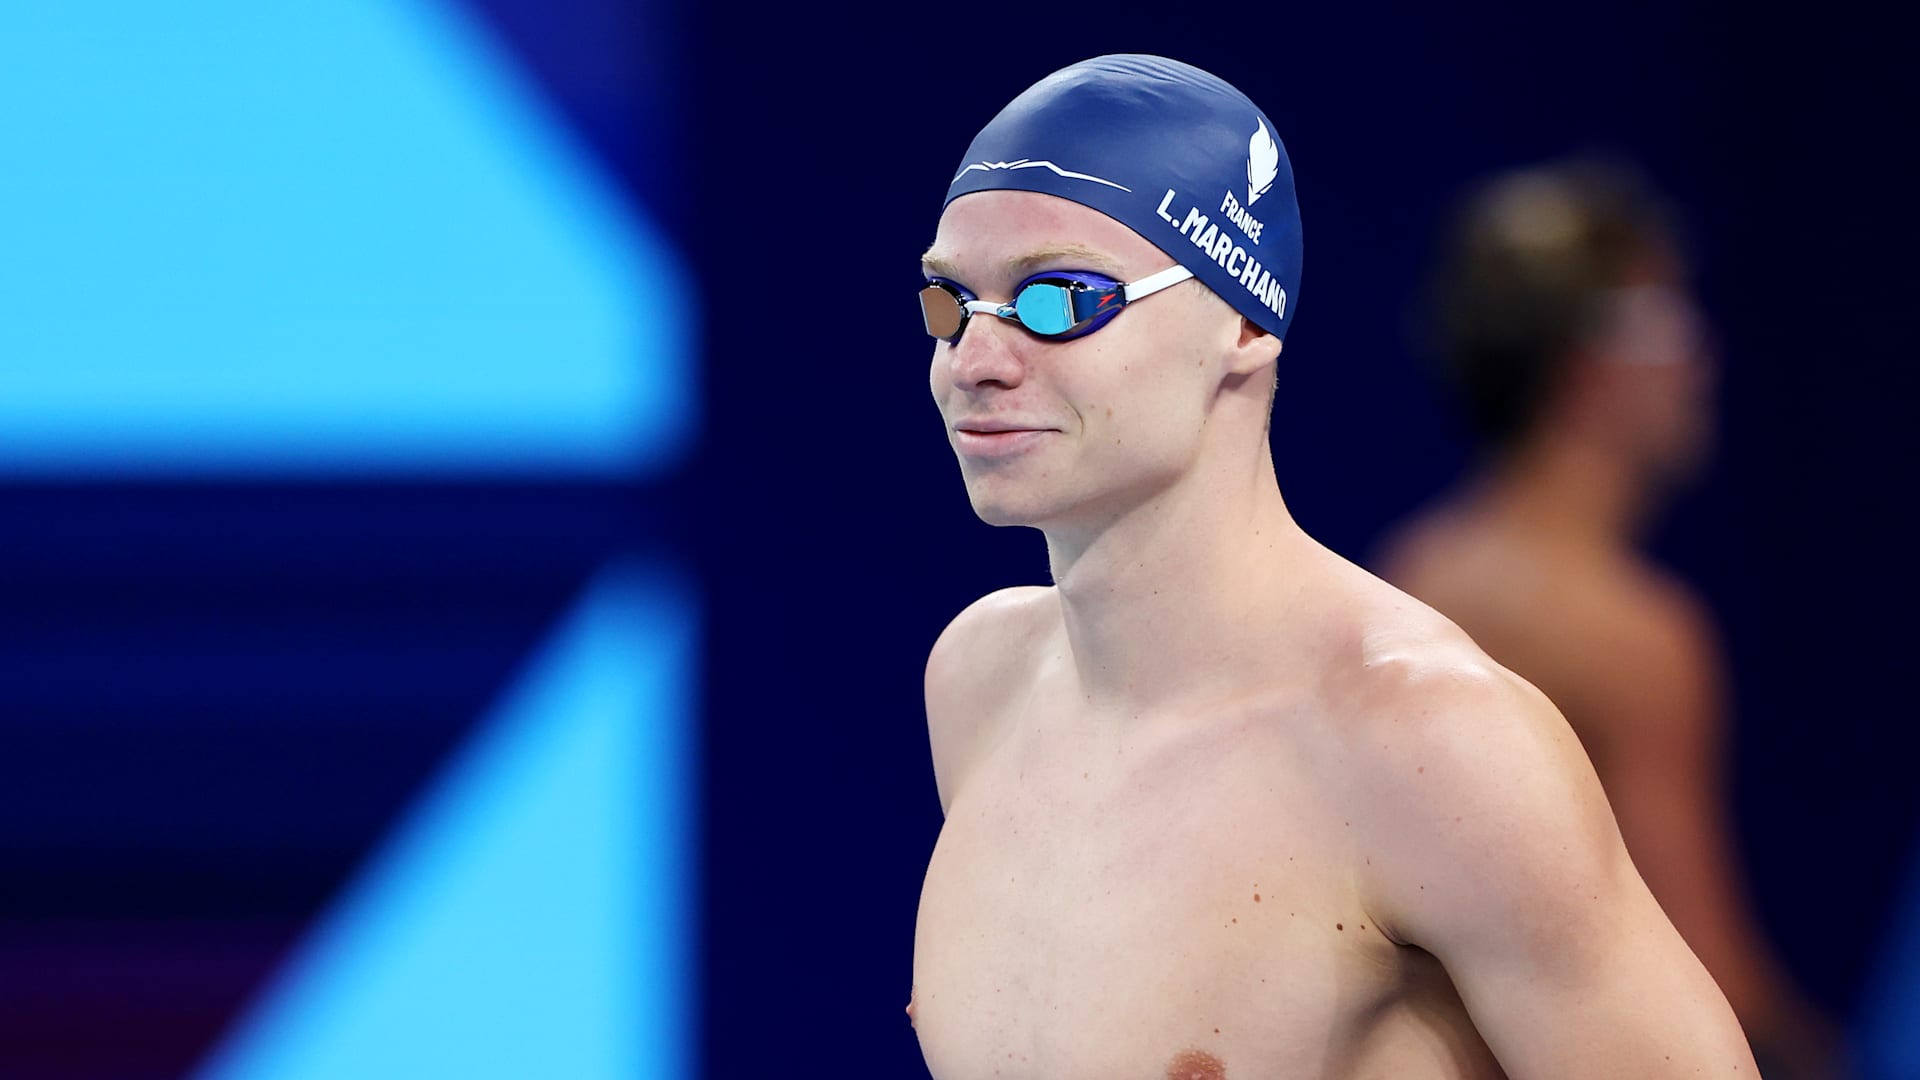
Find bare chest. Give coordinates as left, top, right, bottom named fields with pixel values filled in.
left=912, top=707, right=1413, bottom=1080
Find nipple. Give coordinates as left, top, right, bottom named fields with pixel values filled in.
left=1165, top=1048, right=1225, bottom=1079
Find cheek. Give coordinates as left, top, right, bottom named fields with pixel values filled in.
left=1075, top=364, right=1201, bottom=454
left=1646, top=366, right=1696, bottom=415
left=929, top=346, right=950, bottom=400
left=1053, top=347, right=1134, bottom=440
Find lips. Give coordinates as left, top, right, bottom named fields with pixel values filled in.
left=952, top=425, right=1055, bottom=459
left=953, top=418, right=1053, bottom=434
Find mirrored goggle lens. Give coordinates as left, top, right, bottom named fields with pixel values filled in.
left=1014, top=281, right=1077, bottom=336
left=919, top=284, right=965, bottom=340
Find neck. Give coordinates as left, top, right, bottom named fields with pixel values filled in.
left=1475, top=434, right=1649, bottom=548
left=1042, top=447, right=1311, bottom=715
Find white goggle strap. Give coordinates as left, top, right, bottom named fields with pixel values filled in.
left=962, top=299, right=1016, bottom=318
left=1122, top=264, right=1195, bottom=303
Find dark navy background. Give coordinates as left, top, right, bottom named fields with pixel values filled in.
left=0, top=2, right=1911, bottom=1077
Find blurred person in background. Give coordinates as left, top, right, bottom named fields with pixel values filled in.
left=1375, top=159, right=1837, bottom=1078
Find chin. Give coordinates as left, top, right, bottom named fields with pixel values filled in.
left=964, top=490, right=1051, bottom=528
left=961, top=474, right=1067, bottom=529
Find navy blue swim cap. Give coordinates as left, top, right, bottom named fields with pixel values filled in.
left=945, top=55, right=1303, bottom=341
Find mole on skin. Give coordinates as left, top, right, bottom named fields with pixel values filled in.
left=1164, top=1048, right=1227, bottom=1079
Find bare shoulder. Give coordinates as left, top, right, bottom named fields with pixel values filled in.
left=1292, top=569, right=1752, bottom=1071
left=1322, top=582, right=1623, bottom=956
left=1318, top=567, right=1547, bottom=739
left=923, top=586, right=1058, bottom=814
left=1612, top=564, right=1721, bottom=676
left=1579, top=560, right=1727, bottom=741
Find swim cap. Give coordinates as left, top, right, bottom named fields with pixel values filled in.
left=945, top=55, right=1303, bottom=341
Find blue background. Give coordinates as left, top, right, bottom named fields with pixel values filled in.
left=1, top=2, right=1914, bottom=1077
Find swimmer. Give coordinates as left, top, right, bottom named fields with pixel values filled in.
left=909, top=56, right=1756, bottom=1078
left=1376, top=161, right=1836, bottom=1077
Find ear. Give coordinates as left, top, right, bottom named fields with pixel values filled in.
left=1226, top=316, right=1282, bottom=377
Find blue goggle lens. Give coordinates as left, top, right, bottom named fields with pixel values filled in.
left=1013, top=281, right=1076, bottom=335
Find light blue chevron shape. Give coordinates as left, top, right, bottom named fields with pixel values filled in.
left=0, top=2, right=693, bottom=475
left=191, top=562, right=697, bottom=1080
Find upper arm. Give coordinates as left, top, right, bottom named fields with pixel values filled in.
left=1586, top=586, right=1726, bottom=818
left=923, top=587, right=1049, bottom=815
left=1584, top=587, right=1794, bottom=1030
left=1583, top=579, right=1726, bottom=778
left=1359, top=670, right=1755, bottom=1078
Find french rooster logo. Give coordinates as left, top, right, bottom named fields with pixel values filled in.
left=1248, top=120, right=1279, bottom=206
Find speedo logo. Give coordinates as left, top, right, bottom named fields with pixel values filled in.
left=1155, top=188, right=1286, bottom=319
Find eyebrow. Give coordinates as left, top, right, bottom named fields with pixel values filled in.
left=919, top=241, right=1130, bottom=285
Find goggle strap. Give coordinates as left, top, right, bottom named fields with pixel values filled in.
left=962, top=299, right=1012, bottom=317
left=1122, top=264, right=1195, bottom=303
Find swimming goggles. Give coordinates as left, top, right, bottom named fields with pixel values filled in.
left=918, top=264, right=1194, bottom=343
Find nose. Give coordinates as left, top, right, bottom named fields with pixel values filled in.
left=944, top=313, right=1029, bottom=393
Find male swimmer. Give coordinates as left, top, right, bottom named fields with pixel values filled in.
left=908, top=56, right=1757, bottom=1079
left=1376, top=161, right=1835, bottom=1077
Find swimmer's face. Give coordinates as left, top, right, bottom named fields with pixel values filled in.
left=924, top=191, right=1240, bottom=528
left=1586, top=258, right=1718, bottom=485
